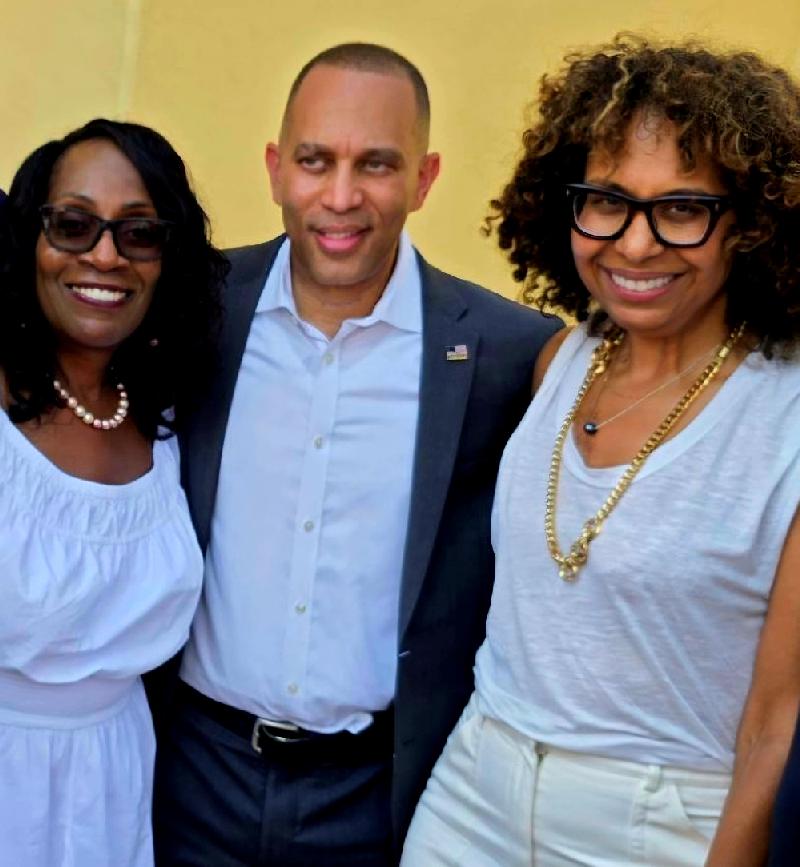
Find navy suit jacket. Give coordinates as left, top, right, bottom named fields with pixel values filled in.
left=179, top=236, right=562, bottom=844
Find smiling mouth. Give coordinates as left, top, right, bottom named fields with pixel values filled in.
left=67, top=284, right=131, bottom=306
left=313, top=227, right=369, bottom=253
left=317, top=228, right=366, bottom=238
left=608, top=271, right=678, bottom=293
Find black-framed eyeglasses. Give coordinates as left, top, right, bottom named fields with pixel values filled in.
left=40, top=205, right=173, bottom=261
left=565, top=183, right=731, bottom=248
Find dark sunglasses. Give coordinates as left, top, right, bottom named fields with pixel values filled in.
left=40, top=205, right=172, bottom=261
left=565, top=183, right=731, bottom=248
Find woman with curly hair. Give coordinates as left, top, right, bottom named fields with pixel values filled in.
left=401, top=37, right=800, bottom=867
left=0, top=118, right=227, bottom=866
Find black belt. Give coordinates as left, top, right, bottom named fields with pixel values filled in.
left=179, top=681, right=393, bottom=762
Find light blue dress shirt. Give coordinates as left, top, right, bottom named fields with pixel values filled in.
left=181, top=234, right=422, bottom=733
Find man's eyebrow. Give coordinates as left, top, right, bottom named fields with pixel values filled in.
left=293, top=142, right=331, bottom=158
left=291, top=143, right=405, bottom=166
left=360, top=148, right=404, bottom=166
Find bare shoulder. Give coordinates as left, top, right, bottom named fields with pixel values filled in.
left=532, top=327, right=573, bottom=393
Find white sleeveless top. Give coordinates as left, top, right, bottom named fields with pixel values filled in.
left=0, top=410, right=203, bottom=866
left=475, top=326, right=800, bottom=771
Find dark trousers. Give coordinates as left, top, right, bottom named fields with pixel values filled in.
left=153, top=692, right=394, bottom=866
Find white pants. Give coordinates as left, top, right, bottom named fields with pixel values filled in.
left=401, top=696, right=731, bottom=867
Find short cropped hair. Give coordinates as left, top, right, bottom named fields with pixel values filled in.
left=488, top=34, right=800, bottom=357
left=1, top=118, right=228, bottom=438
left=284, top=42, right=431, bottom=140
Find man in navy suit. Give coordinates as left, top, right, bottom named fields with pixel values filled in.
left=153, top=42, right=560, bottom=866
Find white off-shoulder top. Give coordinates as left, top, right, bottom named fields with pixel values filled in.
left=0, top=410, right=203, bottom=867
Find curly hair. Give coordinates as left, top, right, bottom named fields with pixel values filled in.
left=489, top=34, right=800, bottom=356
left=0, top=118, right=228, bottom=438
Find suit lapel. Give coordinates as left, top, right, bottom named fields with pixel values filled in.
left=186, top=242, right=479, bottom=613
left=182, top=238, right=284, bottom=551
left=399, top=257, right=479, bottom=637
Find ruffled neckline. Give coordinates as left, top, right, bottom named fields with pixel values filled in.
left=0, top=410, right=182, bottom=541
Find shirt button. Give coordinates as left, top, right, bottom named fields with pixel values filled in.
left=313, top=435, right=324, bottom=449
left=323, top=352, right=334, bottom=365
left=295, top=602, right=307, bottom=614
left=287, top=682, right=299, bottom=695
left=303, top=520, right=315, bottom=532
left=643, top=770, right=661, bottom=793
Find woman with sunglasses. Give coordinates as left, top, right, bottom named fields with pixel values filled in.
left=402, top=37, right=800, bottom=867
left=0, top=118, right=226, bottom=867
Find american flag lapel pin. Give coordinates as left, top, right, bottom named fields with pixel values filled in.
left=445, top=344, right=470, bottom=362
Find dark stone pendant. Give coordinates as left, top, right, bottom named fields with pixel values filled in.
left=583, top=422, right=599, bottom=435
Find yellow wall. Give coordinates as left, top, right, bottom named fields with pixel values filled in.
left=3, top=0, right=800, bottom=298
left=1, top=2, right=135, bottom=180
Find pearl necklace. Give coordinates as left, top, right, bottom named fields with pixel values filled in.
left=544, top=322, right=746, bottom=581
left=53, top=379, right=129, bottom=430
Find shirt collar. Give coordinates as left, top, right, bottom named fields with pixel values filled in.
left=255, top=232, right=422, bottom=334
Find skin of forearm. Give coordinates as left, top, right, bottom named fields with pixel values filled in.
left=704, top=734, right=790, bottom=867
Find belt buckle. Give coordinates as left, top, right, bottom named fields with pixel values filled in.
left=251, top=717, right=302, bottom=754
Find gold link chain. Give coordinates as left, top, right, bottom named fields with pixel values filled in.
left=544, top=323, right=746, bottom=582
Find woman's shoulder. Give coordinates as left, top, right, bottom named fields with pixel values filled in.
left=742, top=351, right=800, bottom=399
left=532, top=324, right=594, bottom=392
left=532, top=328, right=572, bottom=391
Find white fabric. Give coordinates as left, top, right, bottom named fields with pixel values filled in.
left=401, top=694, right=730, bottom=867
left=475, top=326, right=800, bottom=771
left=0, top=411, right=203, bottom=867
left=182, top=233, right=422, bottom=733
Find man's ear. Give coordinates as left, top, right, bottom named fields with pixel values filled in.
left=411, top=152, right=441, bottom=212
left=265, top=143, right=282, bottom=205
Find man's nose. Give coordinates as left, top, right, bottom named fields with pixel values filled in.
left=321, top=165, right=364, bottom=212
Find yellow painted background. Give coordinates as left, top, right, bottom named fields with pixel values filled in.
left=3, top=0, right=800, bottom=298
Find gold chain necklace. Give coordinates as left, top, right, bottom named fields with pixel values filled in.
left=581, top=343, right=718, bottom=435
left=544, top=322, right=746, bottom=582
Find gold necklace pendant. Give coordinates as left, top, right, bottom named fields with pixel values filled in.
left=544, top=323, right=746, bottom=582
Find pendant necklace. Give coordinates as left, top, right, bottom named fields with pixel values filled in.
left=582, top=342, right=720, bottom=435
left=545, top=322, right=746, bottom=582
